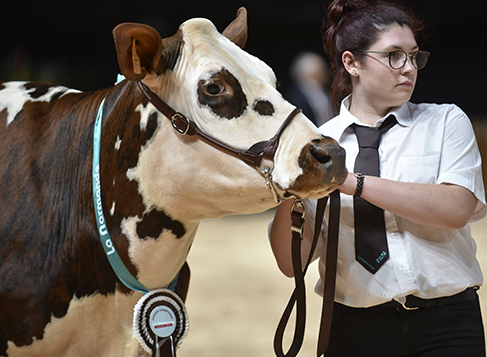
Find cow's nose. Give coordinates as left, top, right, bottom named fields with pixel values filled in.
left=305, top=136, right=347, bottom=184
left=311, top=137, right=345, bottom=165
left=310, top=138, right=333, bottom=166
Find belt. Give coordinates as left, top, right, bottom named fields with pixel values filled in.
left=400, top=287, right=479, bottom=311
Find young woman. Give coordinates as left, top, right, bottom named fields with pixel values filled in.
left=270, top=0, right=486, bottom=355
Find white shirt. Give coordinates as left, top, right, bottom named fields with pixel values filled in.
left=305, top=96, right=486, bottom=308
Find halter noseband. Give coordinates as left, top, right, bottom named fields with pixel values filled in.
left=137, top=81, right=302, bottom=203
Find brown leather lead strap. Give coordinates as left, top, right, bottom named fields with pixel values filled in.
left=317, top=190, right=340, bottom=356
left=152, top=336, right=175, bottom=357
left=274, top=190, right=340, bottom=357
left=274, top=201, right=307, bottom=357
left=175, top=262, right=190, bottom=303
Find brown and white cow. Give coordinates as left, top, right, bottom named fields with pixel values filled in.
left=0, top=8, right=346, bottom=357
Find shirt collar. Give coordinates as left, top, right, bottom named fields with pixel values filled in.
left=334, top=95, right=413, bottom=136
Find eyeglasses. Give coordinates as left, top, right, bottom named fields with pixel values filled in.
left=361, top=50, right=430, bottom=70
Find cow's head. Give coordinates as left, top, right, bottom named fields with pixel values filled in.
left=112, top=8, right=346, bottom=218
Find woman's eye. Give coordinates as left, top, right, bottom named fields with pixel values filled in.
left=389, top=52, right=401, bottom=60
left=205, top=83, right=225, bottom=95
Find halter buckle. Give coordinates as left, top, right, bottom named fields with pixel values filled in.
left=290, top=199, right=305, bottom=235
left=172, top=113, right=191, bottom=135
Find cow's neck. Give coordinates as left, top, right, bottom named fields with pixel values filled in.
left=95, top=81, right=198, bottom=291
left=97, top=80, right=274, bottom=291
left=124, top=220, right=199, bottom=290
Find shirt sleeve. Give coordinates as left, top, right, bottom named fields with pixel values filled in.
left=437, top=104, right=486, bottom=221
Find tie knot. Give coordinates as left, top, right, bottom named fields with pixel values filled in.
left=354, top=126, right=381, bottom=149
left=353, top=115, right=397, bottom=149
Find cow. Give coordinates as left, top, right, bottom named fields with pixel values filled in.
left=0, top=7, right=346, bottom=357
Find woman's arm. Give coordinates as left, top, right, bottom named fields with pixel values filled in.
left=339, top=172, right=478, bottom=229
left=270, top=198, right=315, bottom=277
left=271, top=172, right=478, bottom=277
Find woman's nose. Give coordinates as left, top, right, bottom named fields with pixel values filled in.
left=401, top=55, right=416, bottom=73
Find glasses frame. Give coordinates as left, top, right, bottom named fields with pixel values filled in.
left=361, top=50, right=430, bottom=70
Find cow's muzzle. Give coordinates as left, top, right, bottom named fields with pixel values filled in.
left=287, top=136, right=347, bottom=197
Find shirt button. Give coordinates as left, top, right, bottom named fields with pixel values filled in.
left=390, top=233, right=395, bottom=239
left=399, top=266, right=404, bottom=271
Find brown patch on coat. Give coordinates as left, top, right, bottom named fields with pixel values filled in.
left=253, top=99, right=275, bottom=116
left=197, top=67, right=248, bottom=119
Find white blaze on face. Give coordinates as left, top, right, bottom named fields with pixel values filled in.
left=271, top=114, right=320, bottom=190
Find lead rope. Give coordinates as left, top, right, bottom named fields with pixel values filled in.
left=274, top=190, right=340, bottom=357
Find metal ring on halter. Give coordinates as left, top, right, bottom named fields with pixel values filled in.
left=290, top=199, right=305, bottom=234
left=257, top=166, right=286, bottom=204
left=290, top=199, right=304, bottom=213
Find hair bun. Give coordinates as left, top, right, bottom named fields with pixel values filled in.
left=324, top=0, right=380, bottom=56
left=327, top=0, right=378, bottom=27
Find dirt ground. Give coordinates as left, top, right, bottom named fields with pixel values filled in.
left=178, top=209, right=487, bottom=357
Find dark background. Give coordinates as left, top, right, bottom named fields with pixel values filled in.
left=1, top=1, right=486, bottom=118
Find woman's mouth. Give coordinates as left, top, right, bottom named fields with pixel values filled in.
left=398, top=80, right=413, bottom=88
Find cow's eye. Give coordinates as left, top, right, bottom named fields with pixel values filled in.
left=204, top=82, right=226, bottom=96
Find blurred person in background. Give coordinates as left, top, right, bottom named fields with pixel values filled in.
left=286, top=52, right=335, bottom=127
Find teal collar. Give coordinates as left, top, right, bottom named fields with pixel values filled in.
left=92, top=97, right=177, bottom=294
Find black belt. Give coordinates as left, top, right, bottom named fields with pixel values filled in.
left=399, top=287, right=479, bottom=310
left=345, top=287, right=479, bottom=311
left=335, top=287, right=479, bottom=314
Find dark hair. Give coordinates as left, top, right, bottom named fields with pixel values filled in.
left=323, top=0, right=425, bottom=113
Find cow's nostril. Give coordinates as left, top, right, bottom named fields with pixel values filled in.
left=310, top=145, right=332, bottom=165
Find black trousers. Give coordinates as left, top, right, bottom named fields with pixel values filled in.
left=325, top=289, right=486, bottom=357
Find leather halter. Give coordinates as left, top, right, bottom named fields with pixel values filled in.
left=137, top=81, right=302, bottom=203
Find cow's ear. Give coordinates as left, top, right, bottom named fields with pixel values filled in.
left=222, top=7, right=248, bottom=49
left=113, top=23, right=163, bottom=81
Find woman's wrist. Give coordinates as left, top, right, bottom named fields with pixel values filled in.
left=338, top=172, right=359, bottom=196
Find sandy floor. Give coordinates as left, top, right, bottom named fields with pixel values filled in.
left=178, top=209, right=487, bottom=357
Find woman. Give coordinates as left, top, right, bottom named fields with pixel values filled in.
left=270, top=0, right=486, bottom=355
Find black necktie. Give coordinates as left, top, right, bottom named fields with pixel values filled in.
left=353, top=115, right=397, bottom=274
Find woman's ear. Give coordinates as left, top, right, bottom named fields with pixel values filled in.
left=342, top=51, right=359, bottom=77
